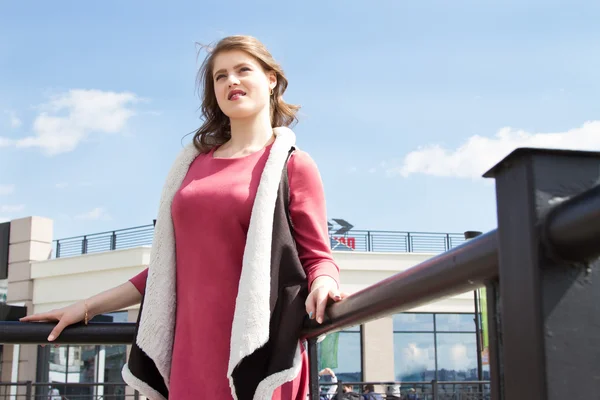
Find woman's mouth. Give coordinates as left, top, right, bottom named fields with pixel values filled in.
left=228, top=89, right=246, bottom=101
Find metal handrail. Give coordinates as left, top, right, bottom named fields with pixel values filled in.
left=302, top=230, right=498, bottom=338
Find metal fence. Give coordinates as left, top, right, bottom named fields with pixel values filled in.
left=318, top=380, right=491, bottom=399
left=53, top=225, right=154, bottom=259
left=53, top=225, right=466, bottom=258
left=0, top=380, right=488, bottom=400
left=0, top=382, right=138, bottom=400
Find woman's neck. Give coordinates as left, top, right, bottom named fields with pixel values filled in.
left=225, top=114, right=273, bottom=153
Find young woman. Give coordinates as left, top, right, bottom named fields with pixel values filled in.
left=21, top=35, right=343, bottom=400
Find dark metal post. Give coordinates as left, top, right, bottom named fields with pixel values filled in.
left=56, top=240, right=61, bottom=258
left=464, top=231, right=484, bottom=391
left=484, top=148, right=600, bottom=400
left=406, top=232, right=412, bottom=252
left=307, top=337, right=320, bottom=400
left=366, top=231, right=371, bottom=252
left=432, top=379, right=439, bottom=399
left=25, top=381, right=32, bottom=400
left=82, top=235, right=88, bottom=254
left=110, top=231, right=117, bottom=250
left=484, top=281, right=502, bottom=399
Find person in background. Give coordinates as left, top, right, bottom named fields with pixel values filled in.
left=404, top=388, right=419, bottom=400
left=362, top=384, right=383, bottom=400
left=332, top=383, right=361, bottom=400
left=385, top=384, right=402, bottom=399
left=319, top=368, right=339, bottom=399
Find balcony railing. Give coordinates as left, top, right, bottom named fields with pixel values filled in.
left=52, top=225, right=467, bottom=258
left=0, top=380, right=489, bottom=400
left=3, top=147, right=600, bottom=400
left=0, top=381, right=138, bottom=400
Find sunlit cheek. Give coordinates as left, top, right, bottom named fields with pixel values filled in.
left=214, top=86, right=225, bottom=107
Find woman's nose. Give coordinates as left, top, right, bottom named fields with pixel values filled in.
left=227, top=74, right=240, bottom=86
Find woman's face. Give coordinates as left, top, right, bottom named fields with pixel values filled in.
left=212, top=50, right=276, bottom=121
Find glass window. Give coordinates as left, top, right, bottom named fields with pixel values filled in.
left=41, top=312, right=131, bottom=400
left=49, top=345, right=68, bottom=382
left=436, top=333, right=478, bottom=381
left=317, top=326, right=362, bottom=382
left=105, top=311, right=128, bottom=323
left=103, top=345, right=128, bottom=399
left=393, top=332, right=436, bottom=381
left=435, top=314, right=476, bottom=332
left=393, top=313, right=433, bottom=332
left=393, top=312, right=483, bottom=384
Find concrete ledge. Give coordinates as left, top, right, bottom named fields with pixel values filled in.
left=9, top=216, right=53, bottom=245
left=31, top=246, right=151, bottom=279
left=6, top=280, right=33, bottom=303
left=8, top=241, right=52, bottom=264
left=7, top=261, right=31, bottom=283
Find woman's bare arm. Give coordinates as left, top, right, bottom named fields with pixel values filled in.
left=20, top=281, right=142, bottom=341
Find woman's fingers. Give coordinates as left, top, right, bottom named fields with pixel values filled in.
left=306, top=287, right=348, bottom=324
left=314, top=288, right=329, bottom=324
left=20, top=311, right=59, bottom=323
left=47, top=319, right=70, bottom=342
left=328, top=288, right=343, bottom=302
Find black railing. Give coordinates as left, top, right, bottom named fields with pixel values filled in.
left=0, top=380, right=489, bottom=400
left=3, top=147, right=600, bottom=400
left=0, top=381, right=138, bottom=400
left=53, top=226, right=467, bottom=258
left=54, top=224, right=155, bottom=259
left=319, top=380, right=491, bottom=400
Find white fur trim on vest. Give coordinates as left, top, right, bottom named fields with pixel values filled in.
left=254, top=342, right=304, bottom=399
left=126, top=142, right=200, bottom=390
left=227, top=128, right=297, bottom=399
left=122, top=363, right=168, bottom=400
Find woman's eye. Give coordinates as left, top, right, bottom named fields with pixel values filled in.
left=215, top=74, right=226, bottom=80
left=240, top=67, right=251, bottom=72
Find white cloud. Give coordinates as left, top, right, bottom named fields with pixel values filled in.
left=75, top=207, right=111, bottom=221
left=391, top=121, right=600, bottom=179
left=55, top=182, right=69, bottom=189
left=0, top=205, right=25, bottom=213
left=1, top=89, right=140, bottom=156
left=4, top=110, right=22, bottom=128
left=0, top=184, right=15, bottom=195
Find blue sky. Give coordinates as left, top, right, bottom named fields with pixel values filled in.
left=1, top=0, right=600, bottom=239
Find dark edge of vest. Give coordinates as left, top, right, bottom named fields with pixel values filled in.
left=127, top=293, right=169, bottom=398
left=126, top=146, right=309, bottom=399
left=231, top=145, right=309, bottom=399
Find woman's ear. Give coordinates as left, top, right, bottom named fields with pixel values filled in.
left=268, top=71, right=277, bottom=91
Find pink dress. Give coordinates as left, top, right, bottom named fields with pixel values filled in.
left=130, top=142, right=340, bottom=399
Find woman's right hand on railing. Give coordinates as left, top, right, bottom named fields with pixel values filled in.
left=17, top=281, right=143, bottom=343
left=19, top=301, right=88, bottom=342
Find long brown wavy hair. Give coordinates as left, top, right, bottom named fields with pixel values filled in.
left=193, top=35, right=300, bottom=153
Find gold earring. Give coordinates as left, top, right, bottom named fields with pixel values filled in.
left=270, top=88, right=274, bottom=96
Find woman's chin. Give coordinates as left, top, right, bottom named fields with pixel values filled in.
left=223, top=106, right=260, bottom=121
